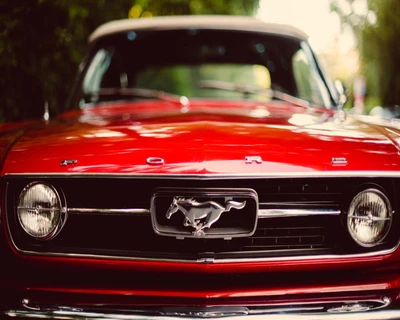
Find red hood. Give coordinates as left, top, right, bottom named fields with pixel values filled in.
left=2, top=100, right=400, bottom=175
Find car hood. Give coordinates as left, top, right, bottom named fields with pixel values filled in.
left=2, top=100, right=400, bottom=175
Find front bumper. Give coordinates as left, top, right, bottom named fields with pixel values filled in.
left=5, top=309, right=400, bottom=320
left=4, top=297, right=400, bottom=320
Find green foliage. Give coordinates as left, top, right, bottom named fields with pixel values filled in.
left=363, top=0, right=400, bottom=107
left=0, top=0, right=132, bottom=123
left=0, top=0, right=258, bottom=123
left=330, top=0, right=400, bottom=109
left=133, top=0, right=258, bottom=17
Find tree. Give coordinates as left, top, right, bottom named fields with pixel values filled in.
left=0, top=0, right=259, bottom=123
left=330, top=0, right=400, bottom=111
left=0, top=0, right=133, bottom=123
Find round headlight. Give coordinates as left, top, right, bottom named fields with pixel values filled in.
left=17, top=182, right=66, bottom=239
left=347, top=189, right=392, bottom=247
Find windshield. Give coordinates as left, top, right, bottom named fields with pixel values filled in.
left=72, top=29, right=334, bottom=108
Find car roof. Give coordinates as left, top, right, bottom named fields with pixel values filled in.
left=89, top=15, right=309, bottom=43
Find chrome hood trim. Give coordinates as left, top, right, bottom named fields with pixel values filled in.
left=5, top=171, right=400, bottom=179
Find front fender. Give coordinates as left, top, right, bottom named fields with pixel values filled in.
left=0, top=122, right=32, bottom=310
left=0, top=122, right=31, bottom=174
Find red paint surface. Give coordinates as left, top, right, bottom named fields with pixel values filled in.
left=2, top=100, right=400, bottom=304
left=0, top=123, right=29, bottom=168
left=2, top=100, right=399, bottom=175
left=7, top=259, right=400, bottom=304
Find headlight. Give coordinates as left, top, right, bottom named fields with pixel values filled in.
left=347, top=189, right=392, bottom=247
left=17, top=182, right=66, bottom=239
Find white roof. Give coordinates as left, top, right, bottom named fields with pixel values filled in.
left=89, top=15, right=308, bottom=43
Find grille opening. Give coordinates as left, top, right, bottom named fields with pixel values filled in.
left=6, top=177, right=399, bottom=261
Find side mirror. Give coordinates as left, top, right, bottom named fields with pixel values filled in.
left=334, top=80, right=348, bottom=107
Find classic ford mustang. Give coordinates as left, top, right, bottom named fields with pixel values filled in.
left=1, top=15, right=400, bottom=319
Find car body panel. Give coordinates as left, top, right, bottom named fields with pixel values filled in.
left=2, top=100, right=400, bottom=176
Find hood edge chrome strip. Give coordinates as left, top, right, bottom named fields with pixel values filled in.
left=3, top=171, right=400, bottom=179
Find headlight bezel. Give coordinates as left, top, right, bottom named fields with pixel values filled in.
left=17, top=181, right=67, bottom=240
left=347, top=187, right=393, bottom=248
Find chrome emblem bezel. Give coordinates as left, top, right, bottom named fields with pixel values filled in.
left=150, top=188, right=258, bottom=239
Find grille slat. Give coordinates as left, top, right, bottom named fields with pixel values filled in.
left=252, top=235, right=325, bottom=240
left=241, top=244, right=328, bottom=250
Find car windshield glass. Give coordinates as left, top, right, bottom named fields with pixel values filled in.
left=75, top=29, right=333, bottom=108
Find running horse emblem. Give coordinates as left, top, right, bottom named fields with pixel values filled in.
left=166, top=197, right=246, bottom=236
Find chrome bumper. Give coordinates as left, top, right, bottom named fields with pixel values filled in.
left=4, top=309, right=400, bottom=320
left=3, top=297, right=400, bottom=320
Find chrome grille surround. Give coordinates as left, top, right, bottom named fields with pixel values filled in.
left=4, top=175, right=399, bottom=263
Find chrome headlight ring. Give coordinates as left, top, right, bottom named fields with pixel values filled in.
left=17, top=181, right=67, bottom=240
left=347, top=188, right=392, bottom=248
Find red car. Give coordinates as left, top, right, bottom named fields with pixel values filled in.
left=1, top=15, right=400, bottom=319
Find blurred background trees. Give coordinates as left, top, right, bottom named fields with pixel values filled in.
left=330, top=0, right=400, bottom=114
left=1, top=0, right=399, bottom=123
left=0, top=0, right=258, bottom=123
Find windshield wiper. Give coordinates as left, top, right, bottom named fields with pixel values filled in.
left=83, top=88, right=189, bottom=106
left=198, top=80, right=312, bottom=109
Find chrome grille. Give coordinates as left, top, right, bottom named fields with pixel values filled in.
left=5, top=176, right=398, bottom=261
left=243, top=226, right=327, bottom=250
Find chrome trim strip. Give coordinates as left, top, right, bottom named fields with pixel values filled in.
left=258, top=209, right=340, bottom=218
left=67, top=208, right=150, bottom=215
left=4, top=171, right=400, bottom=179
left=7, top=310, right=400, bottom=320
left=67, top=208, right=339, bottom=218
left=8, top=243, right=398, bottom=265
